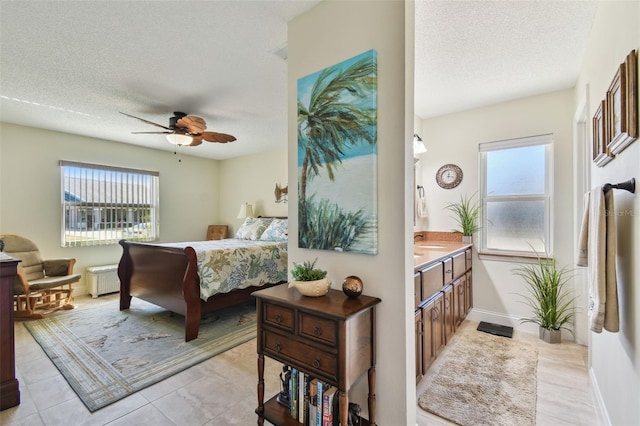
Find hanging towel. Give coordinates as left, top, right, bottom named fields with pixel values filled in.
left=577, top=188, right=619, bottom=333
left=417, top=186, right=428, bottom=218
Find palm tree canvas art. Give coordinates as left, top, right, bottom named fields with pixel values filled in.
left=297, top=49, right=378, bottom=254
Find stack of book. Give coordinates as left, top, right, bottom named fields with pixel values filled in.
left=279, top=365, right=338, bottom=426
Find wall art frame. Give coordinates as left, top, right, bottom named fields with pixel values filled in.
left=296, top=49, right=378, bottom=255
left=607, top=49, right=638, bottom=155
left=593, top=99, right=613, bottom=167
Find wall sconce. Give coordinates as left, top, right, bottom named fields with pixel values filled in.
left=275, top=183, right=288, bottom=203
left=413, top=133, right=427, bottom=155
left=237, top=202, right=254, bottom=219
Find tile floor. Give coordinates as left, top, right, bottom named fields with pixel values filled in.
left=416, top=321, right=603, bottom=426
left=2, top=295, right=602, bottom=426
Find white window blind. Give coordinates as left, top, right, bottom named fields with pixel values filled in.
left=60, top=161, right=159, bottom=247
left=479, top=134, right=553, bottom=256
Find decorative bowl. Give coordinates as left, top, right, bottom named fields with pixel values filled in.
left=288, top=278, right=331, bottom=297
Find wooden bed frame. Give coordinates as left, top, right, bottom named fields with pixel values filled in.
left=118, top=240, right=284, bottom=342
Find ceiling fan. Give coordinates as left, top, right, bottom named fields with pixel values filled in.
left=120, top=111, right=236, bottom=146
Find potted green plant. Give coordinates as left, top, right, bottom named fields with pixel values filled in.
left=288, top=258, right=331, bottom=297
left=513, top=251, right=575, bottom=343
left=445, top=193, right=481, bottom=243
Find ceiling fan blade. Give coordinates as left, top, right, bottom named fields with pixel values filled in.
left=200, top=131, right=237, bottom=144
left=131, top=131, right=172, bottom=134
left=188, top=136, right=203, bottom=147
left=177, top=116, right=207, bottom=134
left=120, top=112, right=171, bottom=130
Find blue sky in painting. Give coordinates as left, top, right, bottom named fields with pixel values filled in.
left=297, top=49, right=377, bottom=166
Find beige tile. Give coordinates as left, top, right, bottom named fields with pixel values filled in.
left=28, top=375, right=78, bottom=411
left=104, top=403, right=176, bottom=426
left=153, top=375, right=248, bottom=425
left=417, top=320, right=601, bottom=426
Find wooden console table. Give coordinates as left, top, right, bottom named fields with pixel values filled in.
left=253, top=284, right=381, bottom=426
left=0, top=256, right=21, bottom=410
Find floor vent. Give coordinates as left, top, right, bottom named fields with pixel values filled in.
left=86, top=264, right=119, bottom=298
left=477, top=321, right=513, bottom=338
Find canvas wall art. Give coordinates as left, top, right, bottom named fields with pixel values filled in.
left=297, top=49, right=378, bottom=254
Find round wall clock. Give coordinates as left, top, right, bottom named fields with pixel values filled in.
left=436, top=164, right=463, bottom=189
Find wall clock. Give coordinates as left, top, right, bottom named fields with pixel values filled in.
left=436, top=164, right=463, bottom=189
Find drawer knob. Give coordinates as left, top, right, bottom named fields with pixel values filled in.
left=313, top=326, right=322, bottom=336
left=274, top=343, right=281, bottom=353
left=313, top=358, right=321, bottom=368
left=274, top=314, right=282, bottom=324
left=446, top=269, right=452, bottom=274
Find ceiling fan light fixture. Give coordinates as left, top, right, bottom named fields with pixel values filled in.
left=166, top=133, right=193, bottom=146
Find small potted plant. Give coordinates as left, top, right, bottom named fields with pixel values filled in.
left=445, top=193, right=481, bottom=243
left=513, top=250, right=575, bottom=343
left=288, top=258, right=331, bottom=297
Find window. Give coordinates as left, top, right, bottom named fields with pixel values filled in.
left=60, top=161, right=159, bottom=247
left=479, top=134, right=553, bottom=256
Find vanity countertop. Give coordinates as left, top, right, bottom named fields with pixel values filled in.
left=413, top=241, right=471, bottom=270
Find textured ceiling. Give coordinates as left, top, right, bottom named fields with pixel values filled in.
left=414, top=0, right=598, bottom=119
left=0, top=1, right=597, bottom=160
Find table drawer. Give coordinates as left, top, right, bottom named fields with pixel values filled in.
left=263, top=331, right=337, bottom=380
left=299, top=312, right=337, bottom=345
left=263, top=303, right=294, bottom=331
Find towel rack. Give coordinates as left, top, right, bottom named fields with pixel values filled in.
left=603, top=178, right=635, bottom=194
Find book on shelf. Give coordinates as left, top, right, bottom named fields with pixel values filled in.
left=322, top=385, right=337, bottom=426
left=290, top=368, right=298, bottom=419
left=308, top=378, right=318, bottom=426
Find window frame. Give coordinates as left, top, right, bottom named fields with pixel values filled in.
left=60, top=160, right=160, bottom=247
left=478, top=134, right=553, bottom=258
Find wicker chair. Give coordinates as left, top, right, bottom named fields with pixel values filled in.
left=0, top=234, right=79, bottom=319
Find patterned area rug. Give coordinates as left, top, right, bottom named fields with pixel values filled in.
left=24, top=299, right=256, bottom=412
left=418, top=328, right=538, bottom=426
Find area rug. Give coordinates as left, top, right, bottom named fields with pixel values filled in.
left=24, top=299, right=256, bottom=412
left=418, top=327, right=538, bottom=426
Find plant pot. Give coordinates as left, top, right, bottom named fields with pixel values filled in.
left=539, top=327, right=561, bottom=344
left=288, top=278, right=331, bottom=297
left=462, top=235, right=473, bottom=244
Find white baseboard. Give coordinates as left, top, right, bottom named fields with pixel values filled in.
left=466, top=308, right=575, bottom=341
left=589, top=367, right=611, bottom=426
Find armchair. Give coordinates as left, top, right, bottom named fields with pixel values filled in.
left=0, top=234, right=80, bottom=319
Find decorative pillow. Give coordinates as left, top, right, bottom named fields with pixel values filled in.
left=259, top=219, right=288, bottom=242
left=234, top=217, right=272, bottom=240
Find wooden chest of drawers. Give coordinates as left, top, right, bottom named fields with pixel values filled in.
left=254, top=284, right=381, bottom=426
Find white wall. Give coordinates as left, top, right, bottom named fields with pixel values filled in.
left=0, top=123, right=222, bottom=295
left=288, top=1, right=413, bottom=424
left=218, top=149, right=288, bottom=235
left=575, top=2, right=640, bottom=424
left=415, top=89, right=576, bottom=333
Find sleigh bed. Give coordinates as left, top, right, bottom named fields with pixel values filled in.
left=118, top=219, right=288, bottom=341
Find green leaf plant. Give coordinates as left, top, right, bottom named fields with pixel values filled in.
left=513, top=249, right=575, bottom=333
left=291, top=258, right=328, bottom=282
left=444, top=192, right=481, bottom=236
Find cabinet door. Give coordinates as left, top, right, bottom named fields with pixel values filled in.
left=452, top=277, right=463, bottom=327
left=421, top=262, right=444, bottom=301
left=465, top=248, right=472, bottom=271
left=414, top=272, right=422, bottom=310
left=442, top=285, right=454, bottom=344
left=432, top=293, right=445, bottom=357
left=415, top=310, right=423, bottom=384
left=421, top=300, right=435, bottom=373
left=465, top=271, right=472, bottom=315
